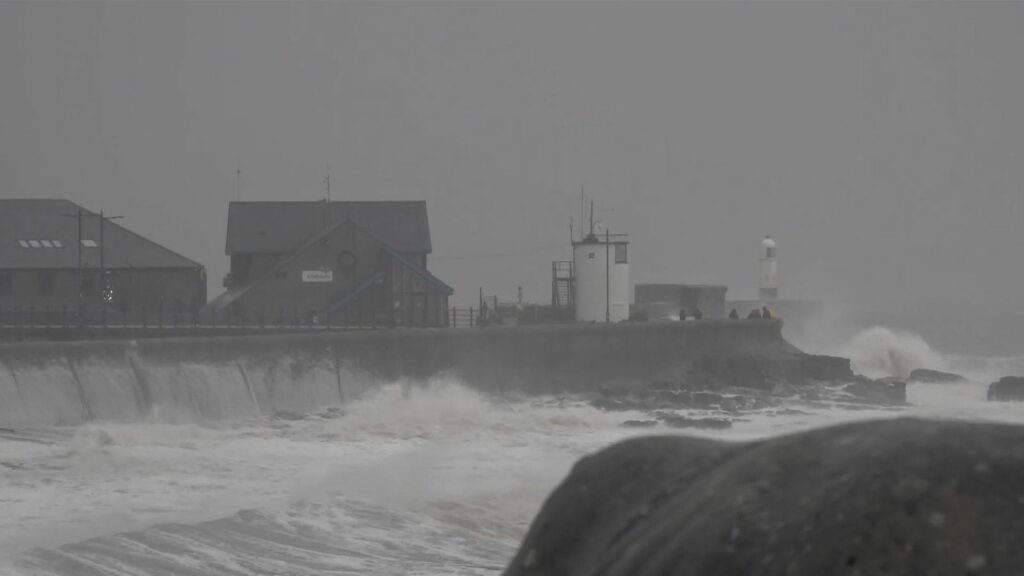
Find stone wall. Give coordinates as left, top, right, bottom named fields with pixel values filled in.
left=0, top=319, right=792, bottom=426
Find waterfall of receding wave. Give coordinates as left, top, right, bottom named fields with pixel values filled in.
left=0, top=339, right=378, bottom=427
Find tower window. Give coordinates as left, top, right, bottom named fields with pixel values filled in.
left=615, top=244, right=628, bottom=264
left=766, top=247, right=775, bottom=258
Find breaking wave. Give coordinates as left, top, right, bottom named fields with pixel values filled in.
left=842, top=326, right=947, bottom=378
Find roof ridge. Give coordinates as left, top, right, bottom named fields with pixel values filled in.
left=228, top=200, right=425, bottom=204
left=65, top=201, right=203, bottom=269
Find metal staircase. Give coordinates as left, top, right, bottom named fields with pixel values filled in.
left=551, top=260, right=575, bottom=320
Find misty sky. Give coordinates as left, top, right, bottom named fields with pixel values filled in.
left=1, top=1, right=1021, bottom=314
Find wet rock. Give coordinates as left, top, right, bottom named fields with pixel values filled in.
left=987, top=376, right=1024, bottom=402
left=505, top=419, right=1024, bottom=576
left=692, top=354, right=801, bottom=391
left=910, top=368, right=967, bottom=383
left=842, top=377, right=906, bottom=405
left=655, top=413, right=733, bottom=430
left=272, top=410, right=306, bottom=421
left=800, top=354, right=854, bottom=382
left=620, top=420, right=659, bottom=428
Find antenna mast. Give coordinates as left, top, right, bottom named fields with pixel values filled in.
left=589, top=200, right=595, bottom=237
left=235, top=161, right=241, bottom=201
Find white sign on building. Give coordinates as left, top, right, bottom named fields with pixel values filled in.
left=302, top=269, right=334, bottom=283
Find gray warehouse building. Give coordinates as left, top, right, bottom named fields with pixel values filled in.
left=0, top=199, right=207, bottom=320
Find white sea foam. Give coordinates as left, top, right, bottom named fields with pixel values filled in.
left=3, top=344, right=1024, bottom=574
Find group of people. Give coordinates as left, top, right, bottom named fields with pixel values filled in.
left=678, top=307, right=704, bottom=320
left=679, top=306, right=774, bottom=321
left=727, top=306, right=773, bottom=320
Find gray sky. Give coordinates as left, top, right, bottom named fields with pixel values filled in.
left=1, top=1, right=1021, bottom=314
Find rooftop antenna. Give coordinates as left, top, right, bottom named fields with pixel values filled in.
left=325, top=166, right=331, bottom=203
left=235, top=160, right=241, bottom=202
left=579, top=186, right=585, bottom=242
left=589, top=199, right=595, bottom=237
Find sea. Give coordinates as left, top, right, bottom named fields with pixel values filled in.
left=1, top=326, right=1022, bottom=575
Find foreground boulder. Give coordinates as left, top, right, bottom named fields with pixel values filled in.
left=910, top=368, right=967, bottom=383
left=505, top=419, right=1024, bottom=576
left=988, top=376, right=1024, bottom=402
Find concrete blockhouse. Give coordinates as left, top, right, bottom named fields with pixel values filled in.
left=634, top=284, right=728, bottom=320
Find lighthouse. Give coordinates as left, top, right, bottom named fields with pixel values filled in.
left=759, top=235, right=778, bottom=300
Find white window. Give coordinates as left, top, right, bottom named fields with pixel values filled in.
left=615, top=244, right=628, bottom=264
left=40, top=240, right=53, bottom=248
left=18, top=240, right=29, bottom=248
left=52, top=240, right=63, bottom=248
left=82, top=239, right=98, bottom=248
left=28, top=240, right=41, bottom=248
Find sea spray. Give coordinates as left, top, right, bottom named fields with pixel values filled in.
left=842, top=326, right=947, bottom=378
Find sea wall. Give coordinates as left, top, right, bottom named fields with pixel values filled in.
left=0, top=320, right=792, bottom=427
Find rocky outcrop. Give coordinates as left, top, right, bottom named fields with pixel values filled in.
left=505, top=419, right=1024, bottom=576
left=987, top=376, right=1024, bottom=402
left=691, top=353, right=802, bottom=391
left=800, top=354, right=854, bottom=382
left=910, top=368, right=967, bottom=383
left=842, top=376, right=907, bottom=405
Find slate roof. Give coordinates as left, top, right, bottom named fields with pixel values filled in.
left=226, top=201, right=433, bottom=255
left=0, top=199, right=203, bottom=270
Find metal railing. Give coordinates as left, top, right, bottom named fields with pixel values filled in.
left=0, top=302, right=510, bottom=339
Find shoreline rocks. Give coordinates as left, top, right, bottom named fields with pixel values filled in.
left=589, top=351, right=906, bottom=416
left=910, top=368, right=967, bottom=383
left=988, top=376, right=1024, bottom=402
left=504, top=419, right=1024, bottom=576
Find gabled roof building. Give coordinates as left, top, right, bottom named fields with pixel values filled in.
left=209, top=200, right=452, bottom=327
left=0, top=199, right=206, bottom=316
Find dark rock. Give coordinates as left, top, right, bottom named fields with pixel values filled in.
left=842, top=376, right=906, bottom=405
left=505, top=419, right=1024, bottom=576
left=620, top=420, right=659, bottom=428
left=988, top=376, right=1024, bottom=402
left=272, top=410, right=306, bottom=421
left=800, top=354, right=854, bottom=381
left=692, top=353, right=801, bottom=391
left=655, top=413, right=733, bottom=430
left=910, top=368, right=967, bottom=383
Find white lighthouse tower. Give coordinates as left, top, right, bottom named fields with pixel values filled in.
left=573, top=206, right=630, bottom=322
left=759, top=235, right=778, bottom=300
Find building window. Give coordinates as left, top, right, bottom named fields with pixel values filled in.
left=615, top=244, right=628, bottom=264
left=766, top=247, right=775, bottom=258
left=28, top=240, right=41, bottom=248
left=588, top=252, right=596, bottom=259
left=0, top=274, right=11, bottom=296
left=38, top=272, right=54, bottom=296
left=52, top=240, right=63, bottom=248
left=82, top=239, right=98, bottom=248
